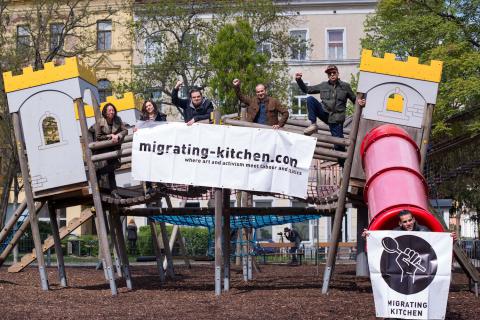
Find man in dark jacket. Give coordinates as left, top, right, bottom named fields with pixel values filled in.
left=295, top=65, right=365, bottom=166
left=284, top=227, right=302, bottom=265
left=172, top=80, right=214, bottom=125
left=232, top=79, right=289, bottom=129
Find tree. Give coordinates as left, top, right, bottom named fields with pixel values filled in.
left=129, top=0, right=302, bottom=114
left=208, top=19, right=288, bottom=113
left=361, top=0, right=480, bottom=138
left=0, top=0, right=115, bottom=225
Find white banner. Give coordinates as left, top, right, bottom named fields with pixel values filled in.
left=367, top=231, right=452, bottom=320
left=131, top=122, right=316, bottom=198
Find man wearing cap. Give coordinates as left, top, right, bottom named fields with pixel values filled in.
left=295, top=65, right=365, bottom=166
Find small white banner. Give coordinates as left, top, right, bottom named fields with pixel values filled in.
left=367, top=231, right=452, bottom=319
left=131, top=122, right=316, bottom=198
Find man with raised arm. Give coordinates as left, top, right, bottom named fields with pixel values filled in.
left=295, top=65, right=365, bottom=166
left=171, top=80, right=214, bottom=125
left=232, top=79, right=289, bottom=129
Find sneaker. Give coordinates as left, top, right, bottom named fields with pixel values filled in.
left=304, top=123, right=318, bottom=136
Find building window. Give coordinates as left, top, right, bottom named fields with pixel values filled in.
left=97, top=20, right=112, bottom=51
left=146, top=87, right=163, bottom=103
left=290, top=30, right=307, bottom=60
left=257, top=41, right=272, bottom=59
left=98, top=79, right=112, bottom=103
left=327, top=29, right=345, bottom=60
left=144, top=37, right=161, bottom=65
left=16, top=25, right=30, bottom=51
left=255, top=200, right=273, bottom=241
left=50, top=23, right=63, bottom=50
left=42, top=116, right=61, bottom=145
left=184, top=33, right=199, bottom=62
left=289, top=82, right=308, bottom=116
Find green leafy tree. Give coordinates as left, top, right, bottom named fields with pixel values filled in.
left=361, top=0, right=480, bottom=138
left=130, top=0, right=302, bottom=112
left=208, top=19, right=288, bottom=113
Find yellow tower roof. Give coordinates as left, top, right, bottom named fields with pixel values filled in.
left=360, top=49, right=443, bottom=83
left=75, top=92, right=142, bottom=119
left=2, top=57, right=97, bottom=93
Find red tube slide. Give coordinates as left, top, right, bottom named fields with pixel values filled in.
left=360, top=124, right=444, bottom=232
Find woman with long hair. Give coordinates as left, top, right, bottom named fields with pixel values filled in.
left=94, top=102, right=127, bottom=198
left=135, top=99, right=167, bottom=195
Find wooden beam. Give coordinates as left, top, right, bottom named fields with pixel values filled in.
left=48, top=204, right=67, bottom=287
left=223, top=189, right=231, bottom=292
left=322, top=94, right=364, bottom=294
left=12, top=113, right=49, bottom=291
left=149, top=219, right=166, bottom=282
left=75, top=98, right=118, bottom=296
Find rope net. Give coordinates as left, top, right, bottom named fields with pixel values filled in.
left=150, top=214, right=320, bottom=230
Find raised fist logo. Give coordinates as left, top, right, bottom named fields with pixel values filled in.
left=380, top=235, right=437, bottom=295
left=382, top=237, right=426, bottom=283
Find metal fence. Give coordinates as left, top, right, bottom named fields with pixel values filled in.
left=457, top=240, right=480, bottom=268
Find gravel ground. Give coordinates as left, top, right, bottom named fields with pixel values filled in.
left=0, top=263, right=476, bottom=319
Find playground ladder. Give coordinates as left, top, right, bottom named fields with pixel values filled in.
left=8, top=208, right=95, bottom=273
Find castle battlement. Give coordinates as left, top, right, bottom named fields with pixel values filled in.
left=2, top=57, right=97, bottom=93
left=76, top=92, right=141, bottom=119
left=359, top=49, right=443, bottom=83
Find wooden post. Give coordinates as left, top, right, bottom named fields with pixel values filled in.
left=95, top=216, right=109, bottom=281
left=159, top=222, right=175, bottom=279
left=214, top=188, right=223, bottom=296
left=322, top=95, right=364, bottom=294
left=419, top=103, right=434, bottom=171
left=48, top=204, right=67, bottom=287
left=107, top=210, right=122, bottom=278
left=241, top=228, right=248, bottom=281
left=164, top=196, right=191, bottom=268
left=12, top=112, right=49, bottom=291
left=149, top=219, right=166, bottom=282
left=235, top=192, right=242, bottom=266
left=75, top=98, right=117, bottom=295
left=355, top=205, right=369, bottom=277
left=110, top=208, right=133, bottom=290
left=223, top=189, right=231, bottom=292
left=247, top=228, right=253, bottom=280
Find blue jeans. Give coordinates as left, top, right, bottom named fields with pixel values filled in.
left=306, top=96, right=346, bottom=165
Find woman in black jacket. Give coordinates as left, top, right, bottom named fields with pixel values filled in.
left=135, top=99, right=167, bottom=195
left=140, top=99, right=167, bottom=122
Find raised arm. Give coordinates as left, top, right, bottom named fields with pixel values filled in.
left=295, top=72, right=321, bottom=94
left=171, top=80, right=189, bottom=110
left=232, top=79, right=252, bottom=106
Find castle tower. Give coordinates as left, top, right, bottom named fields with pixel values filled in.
left=3, top=58, right=99, bottom=197
left=351, top=49, right=443, bottom=181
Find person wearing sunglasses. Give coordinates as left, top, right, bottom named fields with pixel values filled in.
left=295, top=65, right=365, bottom=166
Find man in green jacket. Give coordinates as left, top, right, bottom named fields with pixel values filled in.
left=295, top=65, right=365, bottom=166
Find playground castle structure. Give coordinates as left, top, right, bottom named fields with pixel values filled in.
left=0, top=51, right=478, bottom=296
